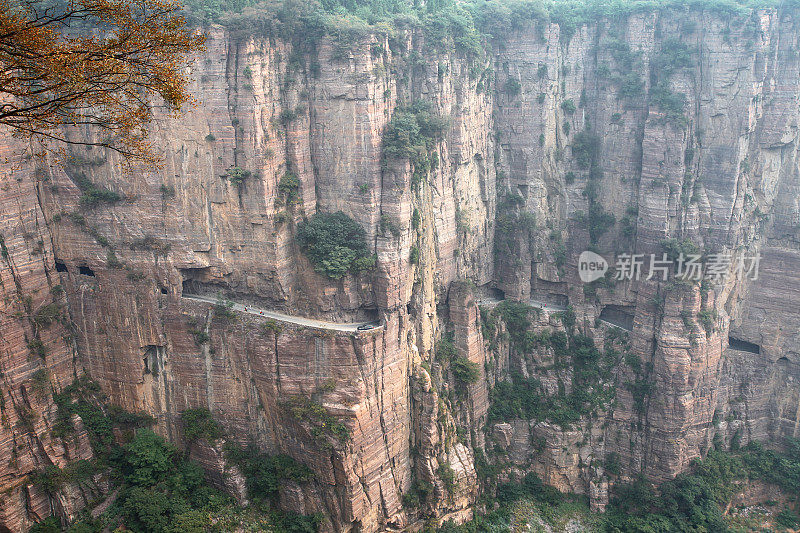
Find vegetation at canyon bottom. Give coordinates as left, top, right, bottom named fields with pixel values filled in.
left=436, top=439, right=800, bottom=532
left=30, top=377, right=321, bottom=533
left=32, top=374, right=800, bottom=533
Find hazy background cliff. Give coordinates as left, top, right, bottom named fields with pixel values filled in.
left=1, top=2, right=800, bottom=531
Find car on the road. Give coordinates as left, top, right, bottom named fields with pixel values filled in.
left=357, top=323, right=376, bottom=331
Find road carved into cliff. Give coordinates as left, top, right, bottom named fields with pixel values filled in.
left=476, top=297, right=632, bottom=331
left=182, top=294, right=382, bottom=333
left=476, top=297, right=567, bottom=313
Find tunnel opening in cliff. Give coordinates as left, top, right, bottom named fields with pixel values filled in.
left=55, top=259, right=68, bottom=273
left=476, top=284, right=505, bottom=303
left=598, top=305, right=634, bottom=331
left=78, top=265, right=95, bottom=277
left=728, top=337, right=760, bottom=354
left=361, top=307, right=380, bottom=322
left=530, top=279, right=569, bottom=307
left=180, top=267, right=222, bottom=296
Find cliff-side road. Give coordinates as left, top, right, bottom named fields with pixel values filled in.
left=182, top=294, right=382, bottom=333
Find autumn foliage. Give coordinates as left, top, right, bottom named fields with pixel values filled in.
left=0, top=0, right=205, bottom=164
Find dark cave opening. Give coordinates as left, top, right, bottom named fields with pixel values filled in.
left=728, top=337, right=760, bottom=354
left=489, top=287, right=505, bottom=300
left=598, top=305, right=634, bottom=331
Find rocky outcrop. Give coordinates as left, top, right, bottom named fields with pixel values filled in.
left=2, top=5, right=800, bottom=531
left=484, top=6, right=800, bottom=499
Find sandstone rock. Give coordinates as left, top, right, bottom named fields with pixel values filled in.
left=492, top=423, right=514, bottom=449
left=2, top=7, right=800, bottom=531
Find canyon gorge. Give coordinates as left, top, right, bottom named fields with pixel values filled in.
left=1, top=2, right=800, bottom=531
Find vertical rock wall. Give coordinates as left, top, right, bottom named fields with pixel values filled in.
left=1, top=6, right=800, bottom=531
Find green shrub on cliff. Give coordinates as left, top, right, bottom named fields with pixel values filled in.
left=225, top=444, right=314, bottom=502
left=409, top=245, right=420, bottom=264
left=51, top=376, right=153, bottom=453
left=379, top=214, right=402, bottom=237
left=70, top=171, right=120, bottom=208
left=422, top=4, right=484, bottom=56
left=278, top=171, right=301, bottom=205
left=451, top=356, right=481, bottom=385
left=33, top=303, right=61, bottom=327
left=486, top=312, right=618, bottom=428
left=284, top=396, right=351, bottom=444
left=383, top=101, right=449, bottom=159
left=181, top=0, right=782, bottom=71
left=213, top=296, right=237, bottom=321
left=383, top=101, right=449, bottom=184
left=296, top=211, right=374, bottom=278
left=698, top=308, right=717, bottom=336
left=660, top=237, right=700, bottom=262
left=647, top=39, right=696, bottom=125
left=224, top=166, right=251, bottom=188
left=436, top=336, right=458, bottom=360
left=181, top=408, right=224, bottom=443
left=493, top=194, right=537, bottom=264
left=571, top=131, right=600, bottom=169
left=504, top=76, right=522, bottom=97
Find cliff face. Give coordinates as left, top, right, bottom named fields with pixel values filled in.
left=1, top=6, right=800, bottom=531
left=0, top=138, right=98, bottom=531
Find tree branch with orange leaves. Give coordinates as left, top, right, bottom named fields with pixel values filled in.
left=0, top=0, right=205, bottom=165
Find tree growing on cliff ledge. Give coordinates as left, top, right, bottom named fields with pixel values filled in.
left=297, top=211, right=375, bottom=279
left=0, top=0, right=205, bottom=165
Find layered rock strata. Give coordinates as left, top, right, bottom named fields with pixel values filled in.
left=1, top=6, right=800, bottom=531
